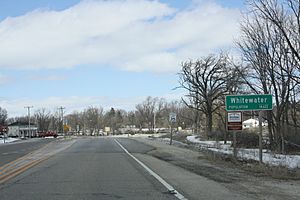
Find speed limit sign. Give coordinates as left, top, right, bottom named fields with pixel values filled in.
left=169, top=112, right=177, bottom=123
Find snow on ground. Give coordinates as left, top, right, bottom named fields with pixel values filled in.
left=187, top=135, right=232, bottom=148
left=154, top=137, right=188, bottom=147
left=109, top=133, right=166, bottom=138
left=0, top=137, right=20, bottom=144
left=186, top=135, right=300, bottom=169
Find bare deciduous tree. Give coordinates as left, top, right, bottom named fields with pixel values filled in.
left=0, top=107, right=7, bottom=125
left=135, top=96, right=165, bottom=131
left=249, top=0, right=300, bottom=63
left=178, top=54, right=239, bottom=137
left=34, top=108, right=51, bottom=131
left=238, top=0, right=300, bottom=152
left=82, top=107, right=103, bottom=135
left=66, top=111, right=83, bottom=133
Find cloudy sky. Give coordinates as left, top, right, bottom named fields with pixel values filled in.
left=0, top=0, right=244, bottom=117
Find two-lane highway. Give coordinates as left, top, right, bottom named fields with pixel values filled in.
left=0, top=138, right=179, bottom=200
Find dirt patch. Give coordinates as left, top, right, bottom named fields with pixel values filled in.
left=159, top=133, right=190, bottom=143
left=149, top=149, right=242, bottom=183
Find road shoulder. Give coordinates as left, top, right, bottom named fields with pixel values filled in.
left=132, top=137, right=300, bottom=200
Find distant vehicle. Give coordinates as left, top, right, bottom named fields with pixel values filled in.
left=38, top=131, right=58, bottom=138
left=0, top=125, right=8, bottom=135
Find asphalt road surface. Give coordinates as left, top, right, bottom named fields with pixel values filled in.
left=0, top=138, right=178, bottom=200
left=0, top=138, right=56, bottom=167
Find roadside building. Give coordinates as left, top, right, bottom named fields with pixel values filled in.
left=104, top=127, right=111, bottom=135
left=7, top=121, right=38, bottom=138
left=242, top=118, right=267, bottom=129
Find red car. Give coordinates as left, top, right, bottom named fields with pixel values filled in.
left=38, top=131, right=58, bottom=138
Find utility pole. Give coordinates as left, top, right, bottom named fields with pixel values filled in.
left=58, top=107, right=65, bottom=137
left=24, top=106, right=33, bottom=138
left=153, top=112, right=156, bottom=133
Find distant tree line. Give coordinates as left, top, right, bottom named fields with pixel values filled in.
left=0, top=97, right=197, bottom=135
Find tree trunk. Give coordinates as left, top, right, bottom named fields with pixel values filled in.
left=274, top=118, right=282, bottom=153
left=206, top=111, right=213, bottom=139
left=266, top=110, right=274, bottom=149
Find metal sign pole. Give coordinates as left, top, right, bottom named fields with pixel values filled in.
left=170, top=124, right=173, bottom=145
left=259, top=111, right=263, bottom=164
left=169, top=112, right=176, bottom=145
left=233, top=131, right=237, bottom=159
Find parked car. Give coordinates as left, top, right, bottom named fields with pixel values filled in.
left=38, top=131, right=58, bottom=138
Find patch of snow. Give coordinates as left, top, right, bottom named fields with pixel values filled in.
left=109, top=133, right=166, bottom=138
left=187, top=135, right=231, bottom=148
left=187, top=135, right=300, bottom=169
left=0, top=137, right=20, bottom=144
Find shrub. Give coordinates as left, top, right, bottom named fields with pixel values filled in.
left=235, top=131, right=259, bottom=148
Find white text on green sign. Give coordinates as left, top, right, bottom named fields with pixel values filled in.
left=226, top=94, right=272, bottom=111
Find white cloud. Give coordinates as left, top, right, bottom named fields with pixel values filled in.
left=28, top=75, right=67, bottom=81
left=0, top=74, right=12, bottom=85
left=0, top=0, right=241, bottom=73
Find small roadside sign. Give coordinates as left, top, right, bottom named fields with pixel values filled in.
left=228, top=112, right=242, bottom=123
left=169, top=112, right=177, bottom=145
left=227, top=125, right=242, bottom=131
left=169, top=112, right=177, bottom=123
left=227, top=112, right=242, bottom=131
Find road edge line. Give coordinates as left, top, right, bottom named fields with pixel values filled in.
left=114, top=139, right=187, bottom=200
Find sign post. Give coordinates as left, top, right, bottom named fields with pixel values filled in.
left=226, top=94, right=273, bottom=164
left=227, top=112, right=242, bottom=159
left=169, top=112, right=177, bottom=145
left=258, top=111, right=263, bottom=163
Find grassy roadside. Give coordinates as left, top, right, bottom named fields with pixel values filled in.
left=153, top=133, right=300, bottom=180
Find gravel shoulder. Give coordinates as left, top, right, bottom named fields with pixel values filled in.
left=133, top=137, right=300, bottom=200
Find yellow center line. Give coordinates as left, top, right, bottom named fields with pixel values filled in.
left=0, top=153, right=47, bottom=175
left=0, top=139, right=76, bottom=185
left=0, top=156, right=50, bottom=185
left=0, top=141, right=54, bottom=172
left=0, top=156, right=45, bottom=175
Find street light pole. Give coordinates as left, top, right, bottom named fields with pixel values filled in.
left=24, top=106, right=33, bottom=138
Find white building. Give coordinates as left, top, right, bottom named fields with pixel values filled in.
left=242, top=118, right=267, bottom=129
left=8, top=122, right=38, bottom=137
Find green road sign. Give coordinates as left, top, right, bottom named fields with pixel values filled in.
left=226, top=94, right=273, bottom=111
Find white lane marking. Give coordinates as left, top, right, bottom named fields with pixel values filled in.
left=114, top=139, right=187, bottom=200
left=2, top=151, right=19, bottom=155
